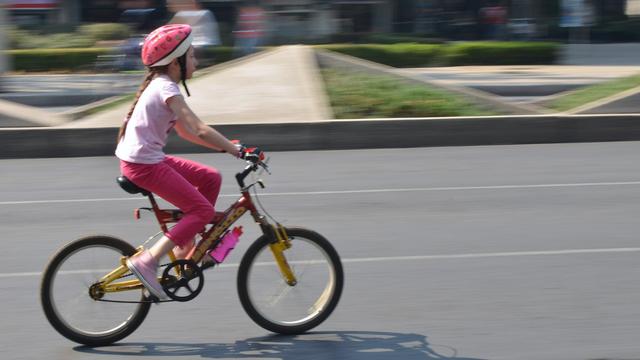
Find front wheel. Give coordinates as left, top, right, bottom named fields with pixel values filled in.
left=237, top=227, right=343, bottom=334
left=40, top=235, right=151, bottom=346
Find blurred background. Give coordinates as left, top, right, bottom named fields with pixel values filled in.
left=1, top=1, right=640, bottom=50
left=1, top=0, right=640, bottom=122
left=1, top=0, right=640, bottom=74
left=0, top=0, right=636, bottom=77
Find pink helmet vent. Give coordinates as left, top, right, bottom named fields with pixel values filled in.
left=141, top=24, right=193, bottom=67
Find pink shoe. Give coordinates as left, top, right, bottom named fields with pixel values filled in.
left=126, top=250, right=167, bottom=300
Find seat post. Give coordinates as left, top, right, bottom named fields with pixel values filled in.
left=146, top=193, right=169, bottom=233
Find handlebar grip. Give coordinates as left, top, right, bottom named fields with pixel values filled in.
left=235, top=165, right=255, bottom=188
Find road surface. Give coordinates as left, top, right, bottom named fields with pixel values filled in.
left=2, top=143, right=640, bottom=359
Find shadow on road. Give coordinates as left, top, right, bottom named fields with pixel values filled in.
left=73, top=331, right=484, bottom=359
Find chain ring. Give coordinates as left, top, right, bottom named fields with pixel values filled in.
left=161, top=259, right=204, bottom=302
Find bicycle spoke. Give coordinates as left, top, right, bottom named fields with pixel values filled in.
left=238, top=228, right=343, bottom=334
left=41, top=236, right=150, bottom=346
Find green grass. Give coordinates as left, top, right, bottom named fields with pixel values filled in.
left=321, top=68, right=499, bottom=118
left=548, top=74, right=640, bottom=112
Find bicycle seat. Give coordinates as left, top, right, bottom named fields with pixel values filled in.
left=117, top=176, right=150, bottom=196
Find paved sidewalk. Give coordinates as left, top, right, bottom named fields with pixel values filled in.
left=64, top=45, right=332, bottom=128
left=399, top=65, right=640, bottom=86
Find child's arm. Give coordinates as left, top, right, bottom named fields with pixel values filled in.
left=168, top=95, right=240, bottom=156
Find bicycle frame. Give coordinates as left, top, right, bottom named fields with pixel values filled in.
left=95, top=173, right=296, bottom=297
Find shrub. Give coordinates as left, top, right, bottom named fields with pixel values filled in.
left=199, top=46, right=235, bottom=64
left=8, top=48, right=110, bottom=72
left=16, top=23, right=76, bottom=34
left=318, top=44, right=445, bottom=67
left=8, top=27, right=95, bottom=49
left=5, top=47, right=237, bottom=72
left=365, top=33, right=446, bottom=44
left=7, top=27, right=33, bottom=49
left=443, top=41, right=560, bottom=66
left=78, top=23, right=131, bottom=41
left=329, top=33, right=445, bottom=45
left=318, top=41, right=559, bottom=67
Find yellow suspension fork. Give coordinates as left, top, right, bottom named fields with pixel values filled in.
left=268, top=224, right=297, bottom=286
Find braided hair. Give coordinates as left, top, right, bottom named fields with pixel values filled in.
left=116, top=65, right=169, bottom=143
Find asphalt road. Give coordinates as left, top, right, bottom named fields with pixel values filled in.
left=2, top=143, right=640, bottom=359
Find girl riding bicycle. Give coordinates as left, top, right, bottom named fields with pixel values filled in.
left=115, top=24, right=257, bottom=300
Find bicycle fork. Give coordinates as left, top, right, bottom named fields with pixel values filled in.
left=262, top=222, right=297, bottom=286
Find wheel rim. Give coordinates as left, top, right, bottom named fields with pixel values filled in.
left=245, top=237, right=337, bottom=327
left=47, top=245, right=146, bottom=337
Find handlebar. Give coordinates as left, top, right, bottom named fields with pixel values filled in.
left=235, top=159, right=269, bottom=189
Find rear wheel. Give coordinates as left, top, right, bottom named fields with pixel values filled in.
left=237, top=227, right=343, bottom=334
left=40, top=235, right=151, bottom=346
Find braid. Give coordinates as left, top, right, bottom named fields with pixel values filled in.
left=117, top=66, right=168, bottom=142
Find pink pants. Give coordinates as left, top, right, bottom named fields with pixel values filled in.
left=120, top=155, right=222, bottom=247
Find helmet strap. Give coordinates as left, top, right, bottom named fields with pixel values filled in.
left=177, top=54, right=191, bottom=97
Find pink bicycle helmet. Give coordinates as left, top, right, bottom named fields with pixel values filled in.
left=141, top=24, right=193, bottom=67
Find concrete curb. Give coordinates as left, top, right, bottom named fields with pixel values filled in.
left=60, top=95, right=127, bottom=120
left=3, top=114, right=640, bottom=159
left=299, top=46, right=334, bottom=121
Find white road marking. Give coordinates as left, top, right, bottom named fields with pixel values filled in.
left=8, top=247, right=640, bottom=278
left=2, top=181, right=640, bottom=205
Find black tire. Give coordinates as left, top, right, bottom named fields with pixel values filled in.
left=40, top=235, right=151, bottom=346
left=237, top=227, right=343, bottom=334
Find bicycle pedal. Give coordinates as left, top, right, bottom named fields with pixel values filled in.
left=201, top=258, right=217, bottom=270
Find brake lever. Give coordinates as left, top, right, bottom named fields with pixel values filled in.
left=258, top=162, right=271, bottom=175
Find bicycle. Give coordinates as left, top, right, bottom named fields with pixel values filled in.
left=40, top=157, right=344, bottom=347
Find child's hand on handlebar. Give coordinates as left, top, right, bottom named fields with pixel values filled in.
left=241, top=146, right=265, bottom=163
left=231, top=140, right=265, bottom=163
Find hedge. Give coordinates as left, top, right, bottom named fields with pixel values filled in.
left=8, top=27, right=95, bottom=49
left=329, top=33, right=446, bottom=45
left=5, top=47, right=236, bottom=72
left=77, top=23, right=131, bottom=42
left=7, top=48, right=110, bottom=72
left=4, top=42, right=559, bottom=72
left=444, top=42, right=560, bottom=66
left=317, top=41, right=560, bottom=67
left=317, top=44, right=445, bottom=68
left=198, top=46, right=235, bottom=65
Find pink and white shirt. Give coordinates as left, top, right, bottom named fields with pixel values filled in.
left=115, top=75, right=182, bottom=164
